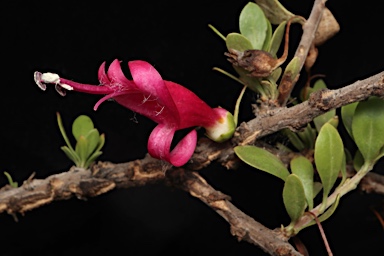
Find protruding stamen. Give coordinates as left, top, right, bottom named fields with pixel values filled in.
left=60, top=83, right=74, bottom=91
left=34, top=71, right=62, bottom=91
left=55, top=84, right=66, bottom=96
left=34, top=71, right=46, bottom=90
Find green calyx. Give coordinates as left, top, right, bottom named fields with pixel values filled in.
left=205, top=111, right=236, bottom=143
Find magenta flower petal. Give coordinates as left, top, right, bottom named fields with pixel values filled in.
left=106, top=59, right=137, bottom=89
left=147, top=124, right=197, bottom=167
left=98, top=62, right=110, bottom=85
left=165, top=81, right=220, bottom=129
left=128, top=60, right=179, bottom=122
left=169, top=129, right=197, bottom=167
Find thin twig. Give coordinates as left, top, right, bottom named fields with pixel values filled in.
left=278, top=0, right=327, bottom=106
left=306, top=212, right=333, bottom=256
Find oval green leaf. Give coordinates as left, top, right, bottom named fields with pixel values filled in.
left=239, top=2, right=267, bottom=50
left=313, top=182, right=323, bottom=199
left=297, top=124, right=316, bottom=150
left=268, top=21, right=286, bottom=56
left=61, top=146, right=80, bottom=165
left=352, top=97, right=384, bottom=162
left=226, top=33, right=254, bottom=52
left=313, top=110, right=336, bottom=132
left=233, top=65, right=265, bottom=94
left=85, top=151, right=103, bottom=168
left=283, top=174, right=307, bottom=223
left=353, top=149, right=364, bottom=171
left=234, top=145, right=289, bottom=181
left=72, top=115, right=94, bottom=141
left=301, top=78, right=327, bottom=101
left=255, top=0, right=294, bottom=25
left=314, top=123, right=344, bottom=201
left=75, top=135, right=88, bottom=167
left=262, top=18, right=272, bottom=51
left=283, top=129, right=305, bottom=151
left=341, top=102, right=358, bottom=139
left=290, top=156, right=314, bottom=210
left=282, top=56, right=300, bottom=79
left=85, top=129, right=100, bottom=157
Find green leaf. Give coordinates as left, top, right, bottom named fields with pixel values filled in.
left=233, top=66, right=265, bottom=94
left=226, top=33, right=254, bottom=52
left=260, top=79, right=278, bottom=100
left=313, top=109, right=336, bottom=132
left=297, top=124, right=316, bottom=150
left=254, top=0, right=294, bottom=25
left=61, top=146, right=81, bottom=165
left=318, top=194, right=341, bottom=223
left=85, top=129, right=100, bottom=157
left=352, top=97, right=384, bottom=162
left=262, top=18, right=272, bottom=51
left=301, top=194, right=341, bottom=230
left=341, top=102, right=358, bottom=139
left=268, top=21, right=286, bottom=56
left=313, top=79, right=327, bottom=91
left=353, top=149, right=364, bottom=171
left=269, top=67, right=282, bottom=82
left=314, top=123, right=344, bottom=204
left=300, top=78, right=327, bottom=102
left=3, top=171, right=18, bottom=188
left=239, top=2, right=267, bottom=50
left=96, top=133, right=106, bottom=152
left=313, top=182, right=323, bottom=199
left=290, top=156, right=314, bottom=210
left=282, top=56, right=300, bottom=79
left=57, top=112, right=74, bottom=151
left=283, top=174, right=307, bottom=223
left=283, top=129, right=305, bottom=151
left=75, top=135, right=88, bottom=167
left=234, top=145, right=290, bottom=181
left=85, top=151, right=103, bottom=168
left=208, top=24, right=226, bottom=41
left=72, top=115, right=94, bottom=141
left=340, top=152, right=347, bottom=185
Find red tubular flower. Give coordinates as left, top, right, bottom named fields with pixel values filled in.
left=34, top=60, right=235, bottom=166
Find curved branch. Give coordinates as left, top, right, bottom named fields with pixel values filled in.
left=1, top=1, right=383, bottom=255
left=278, top=0, right=327, bottom=106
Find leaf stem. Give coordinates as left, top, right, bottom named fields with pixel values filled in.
left=234, top=85, right=247, bottom=127
left=208, top=24, right=226, bottom=41
left=293, top=161, right=375, bottom=231
left=56, top=112, right=75, bottom=152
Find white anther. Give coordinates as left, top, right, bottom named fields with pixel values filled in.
left=41, top=72, right=60, bottom=84
left=55, top=84, right=66, bottom=96
left=34, top=71, right=46, bottom=90
left=60, top=83, right=74, bottom=90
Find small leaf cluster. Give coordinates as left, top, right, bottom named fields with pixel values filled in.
left=235, top=122, right=343, bottom=235
left=57, top=113, right=105, bottom=169
left=210, top=2, right=299, bottom=101
left=342, top=97, right=384, bottom=167
left=284, top=79, right=338, bottom=152
left=235, top=79, right=384, bottom=235
left=3, top=171, right=18, bottom=188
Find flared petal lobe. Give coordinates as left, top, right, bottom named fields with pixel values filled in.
left=147, top=124, right=197, bottom=167
left=128, top=60, right=179, bottom=124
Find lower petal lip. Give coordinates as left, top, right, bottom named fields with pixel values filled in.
left=147, top=124, right=197, bottom=167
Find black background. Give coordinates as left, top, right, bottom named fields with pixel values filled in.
left=1, top=1, right=384, bottom=255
